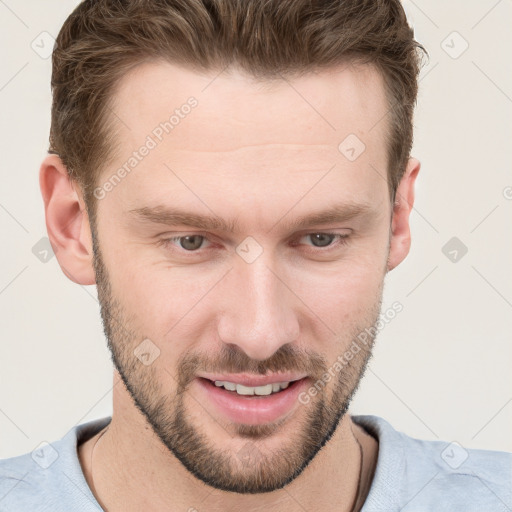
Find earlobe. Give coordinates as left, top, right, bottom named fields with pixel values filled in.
left=39, top=154, right=96, bottom=285
left=387, top=157, right=421, bottom=272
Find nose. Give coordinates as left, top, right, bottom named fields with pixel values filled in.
left=216, top=256, right=300, bottom=361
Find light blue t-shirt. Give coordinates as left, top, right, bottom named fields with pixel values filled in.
left=0, top=414, right=510, bottom=511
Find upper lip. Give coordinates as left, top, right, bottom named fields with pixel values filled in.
left=197, top=372, right=308, bottom=387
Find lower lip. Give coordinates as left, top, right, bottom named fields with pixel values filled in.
left=195, top=377, right=309, bottom=425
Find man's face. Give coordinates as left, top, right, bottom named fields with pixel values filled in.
left=91, top=61, right=393, bottom=493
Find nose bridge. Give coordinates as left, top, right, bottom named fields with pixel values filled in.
left=217, top=255, right=299, bottom=360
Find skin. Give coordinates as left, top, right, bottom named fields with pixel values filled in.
left=40, top=60, right=420, bottom=511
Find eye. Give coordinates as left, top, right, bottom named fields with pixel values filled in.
left=298, top=233, right=348, bottom=248
left=158, top=232, right=349, bottom=256
left=164, top=235, right=208, bottom=251
left=306, top=233, right=336, bottom=247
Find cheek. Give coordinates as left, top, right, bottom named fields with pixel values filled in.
left=283, top=265, right=384, bottom=367
left=290, top=253, right=385, bottom=322
left=107, top=253, right=225, bottom=341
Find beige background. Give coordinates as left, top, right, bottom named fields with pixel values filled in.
left=1, top=0, right=511, bottom=459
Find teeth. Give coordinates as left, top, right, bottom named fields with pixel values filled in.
left=213, top=380, right=292, bottom=395
left=236, top=384, right=255, bottom=395
left=223, top=381, right=236, bottom=392
left=254, top=384, right=273, bottom=396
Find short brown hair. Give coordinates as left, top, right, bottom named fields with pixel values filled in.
left=49, top=0, right=425, bottom=221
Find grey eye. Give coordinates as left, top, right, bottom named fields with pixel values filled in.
left=179, top=235, right=205, bottom=251
left=308, top=233, right=336, bottom=247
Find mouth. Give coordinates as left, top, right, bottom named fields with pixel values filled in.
left=194, top=375, right=309, bottom=426
left=210, top=378, right=296, bottom=396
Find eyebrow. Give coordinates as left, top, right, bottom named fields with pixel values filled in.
left=127, top=201, right=375, bottom=234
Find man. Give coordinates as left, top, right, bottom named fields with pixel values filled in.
left=1, top=0, right=510, bottom=511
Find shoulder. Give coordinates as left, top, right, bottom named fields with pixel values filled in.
left=352, top=414, right=512, bottom=512
left=0, top=448, right=54, bottom=510
left=0, top=417, right=111, bottom=511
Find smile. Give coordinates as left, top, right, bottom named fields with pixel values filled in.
left=213, top=380, right=291, bottom=396
left=195, top=376, right=309, bottom=425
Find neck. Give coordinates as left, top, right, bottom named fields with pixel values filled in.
left=79, top=384, right=378, bottom=512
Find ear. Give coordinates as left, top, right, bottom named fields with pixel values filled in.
left=387, top=157, right=421, bottom=272
left=39, top=154, right=96, bottom=285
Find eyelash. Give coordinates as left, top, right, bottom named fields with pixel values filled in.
left=158, top=232, right=350, bottom=253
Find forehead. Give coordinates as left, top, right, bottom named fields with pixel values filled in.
left=100, top=60, right=390, bottom=221
left=110, top=60, right=389, bottom=150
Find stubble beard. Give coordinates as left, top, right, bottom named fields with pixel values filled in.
left=91, top=223, right=382, bottom=494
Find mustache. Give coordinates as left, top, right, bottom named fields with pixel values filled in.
left=177, top=344, right=328, bottom=390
